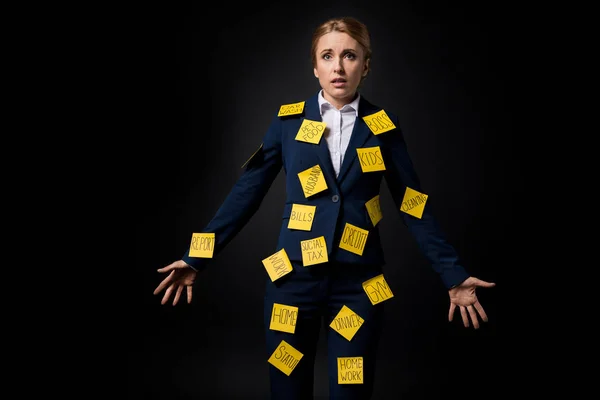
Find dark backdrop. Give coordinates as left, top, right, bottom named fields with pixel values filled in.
left=131, top=1, right=527, bottom=398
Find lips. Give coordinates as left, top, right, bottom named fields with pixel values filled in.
left=331, top=78, right=347, bottom=88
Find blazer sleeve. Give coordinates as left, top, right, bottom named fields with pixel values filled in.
left=381, top=115, right=470, bottom=289
left=182, top=113, right=283, bottom=272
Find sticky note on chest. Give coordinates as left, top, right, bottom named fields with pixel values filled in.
left=278, top=101, right=305, bottom=116
left=339, top=223, right=369, bottom=256
left=269, top=303, right=298, bottom=334
left=262, top=248, right=293, bottom=282
left=400, top=187, right=428, bottom=219
left=268, top=340, right=304, bottom=376
left=357, top=146, right=386, bottom=172
left=362, top=109, right=396, bottom=135
left=298, top=164, right=328, bottom=198
left=300, top=236, right=328, bottom=266
left=188, top=233, right=215, bottom=258
left=287, top=204, right=316, bottom=231
left=362, top=274, right=394, bottom=305
left=295, top=119, right=326, bottom=144
left=329, top=305, right=364, bottom=341
left=338, top=357, right=364, bottom=384
left=365, top=195, right=382, bottom=226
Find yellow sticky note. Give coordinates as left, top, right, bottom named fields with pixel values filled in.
left=278, top=101, right=305, bottom=117
left=297, top=164, right=328, bottom=198
left=400, top=187, right=428, bottom=219
left=356, top=146, right=386, bottom=172
left=188, top=233, right=215, bottom=258
left=240, top=143, right=263, bottom=169
left=339, top=223, right=369, bottom=256
left=270, top=303, right=298, bottom=334
left=262, top=248, right=293, bottom=282
left=365, top=195, right=382, bottom=227
left=362, top=274, right=394, bottom=305
left=338, top=357, right=364, bottom=384
left=287, top=204, right=316, bottom=231
left=295, top=119, right=326, bottom=144
left=300, top=236, right=328, bottom=267
left=362, top=109, right=396, bottom=135
left=268, top=340, right=304, bottom=376
left=329, top=305, right=364, bottom=341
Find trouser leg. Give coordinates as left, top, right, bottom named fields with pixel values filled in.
left=326, top=264, right=386, bottom=399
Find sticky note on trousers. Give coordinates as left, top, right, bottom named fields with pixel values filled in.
left=362, top=274, right=394, bottom=305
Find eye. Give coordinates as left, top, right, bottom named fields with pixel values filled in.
left=345, top=52, right=357, bottom=60
left=322, top=54, right=332, bottom=60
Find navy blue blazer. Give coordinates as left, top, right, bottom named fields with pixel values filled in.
left=182, top=92, right=469, bottom=289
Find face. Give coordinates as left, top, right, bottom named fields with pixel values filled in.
left=313, top=31, right=369, bottom=109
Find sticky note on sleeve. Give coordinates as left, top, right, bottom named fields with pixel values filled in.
left=399, top=187, right=428, bottom=219
left=188, top=233, right=215, bottom=258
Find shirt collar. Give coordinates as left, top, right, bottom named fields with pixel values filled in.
left=318, top=90, right=360, bottom=116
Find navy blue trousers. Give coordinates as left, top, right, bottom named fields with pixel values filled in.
left=264, top=260, right=385, bottom=399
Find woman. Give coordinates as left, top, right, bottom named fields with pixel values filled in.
left=153, top=16, right=495, bottom=399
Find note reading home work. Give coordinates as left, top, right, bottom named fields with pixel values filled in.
left=338, top=357, right=363, bottom=384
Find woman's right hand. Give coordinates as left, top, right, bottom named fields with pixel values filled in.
left=153, top=260, right=197, bottom=305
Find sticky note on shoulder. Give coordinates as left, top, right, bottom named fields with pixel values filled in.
left=278, top=101, right=305, bottom=117
left=262, top=248, right=293, bottom=282
left=268, top=340, right=304, bottom=376
left=188, top=233, right=215, bottom=258
left=400, top=187, right=428, bottom=219
left=362, top=274, right=394, bottom=305
left=362, top=109, right=396, bottom=135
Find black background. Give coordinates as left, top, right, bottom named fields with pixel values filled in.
left=131, top=1, right=529, bottom=398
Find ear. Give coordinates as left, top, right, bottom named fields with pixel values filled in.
left=314, top=67, right=319, bottom=78
left=362, top=59, right=370, bottom=77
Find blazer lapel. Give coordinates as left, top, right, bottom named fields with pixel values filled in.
left=303, top=96, right=338, bottom=186
left=336, top=98, right=377, bottom=184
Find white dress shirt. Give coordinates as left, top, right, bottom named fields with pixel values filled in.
left=317, top=90, right=360, bottom=177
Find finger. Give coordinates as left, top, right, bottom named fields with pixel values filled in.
left=157, top=260, right=182, bottom=273
left=187, top=285, right=193, bottom=304
left=173, top=285, right=184, bottom=306
left=467, top=305, right=479, bottom=329
left=460, top=306, right=469, bottom=328
left=474, top=301, right=489, bottom=322
left=473, top=278, right=496, bottom=288
left=153, top=270, right=175, bottom=295
left=448, top=303, right=456, bottom=322
left=161, top=283, right=175, bottom=305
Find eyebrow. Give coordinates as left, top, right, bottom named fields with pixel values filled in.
left=319, top=48, right=358, bottom=54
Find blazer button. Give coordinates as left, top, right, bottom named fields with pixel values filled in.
left=331, top=195, right=339, bottom=203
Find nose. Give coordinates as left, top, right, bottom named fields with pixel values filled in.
left=334, top=59, right=344, bottom=74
